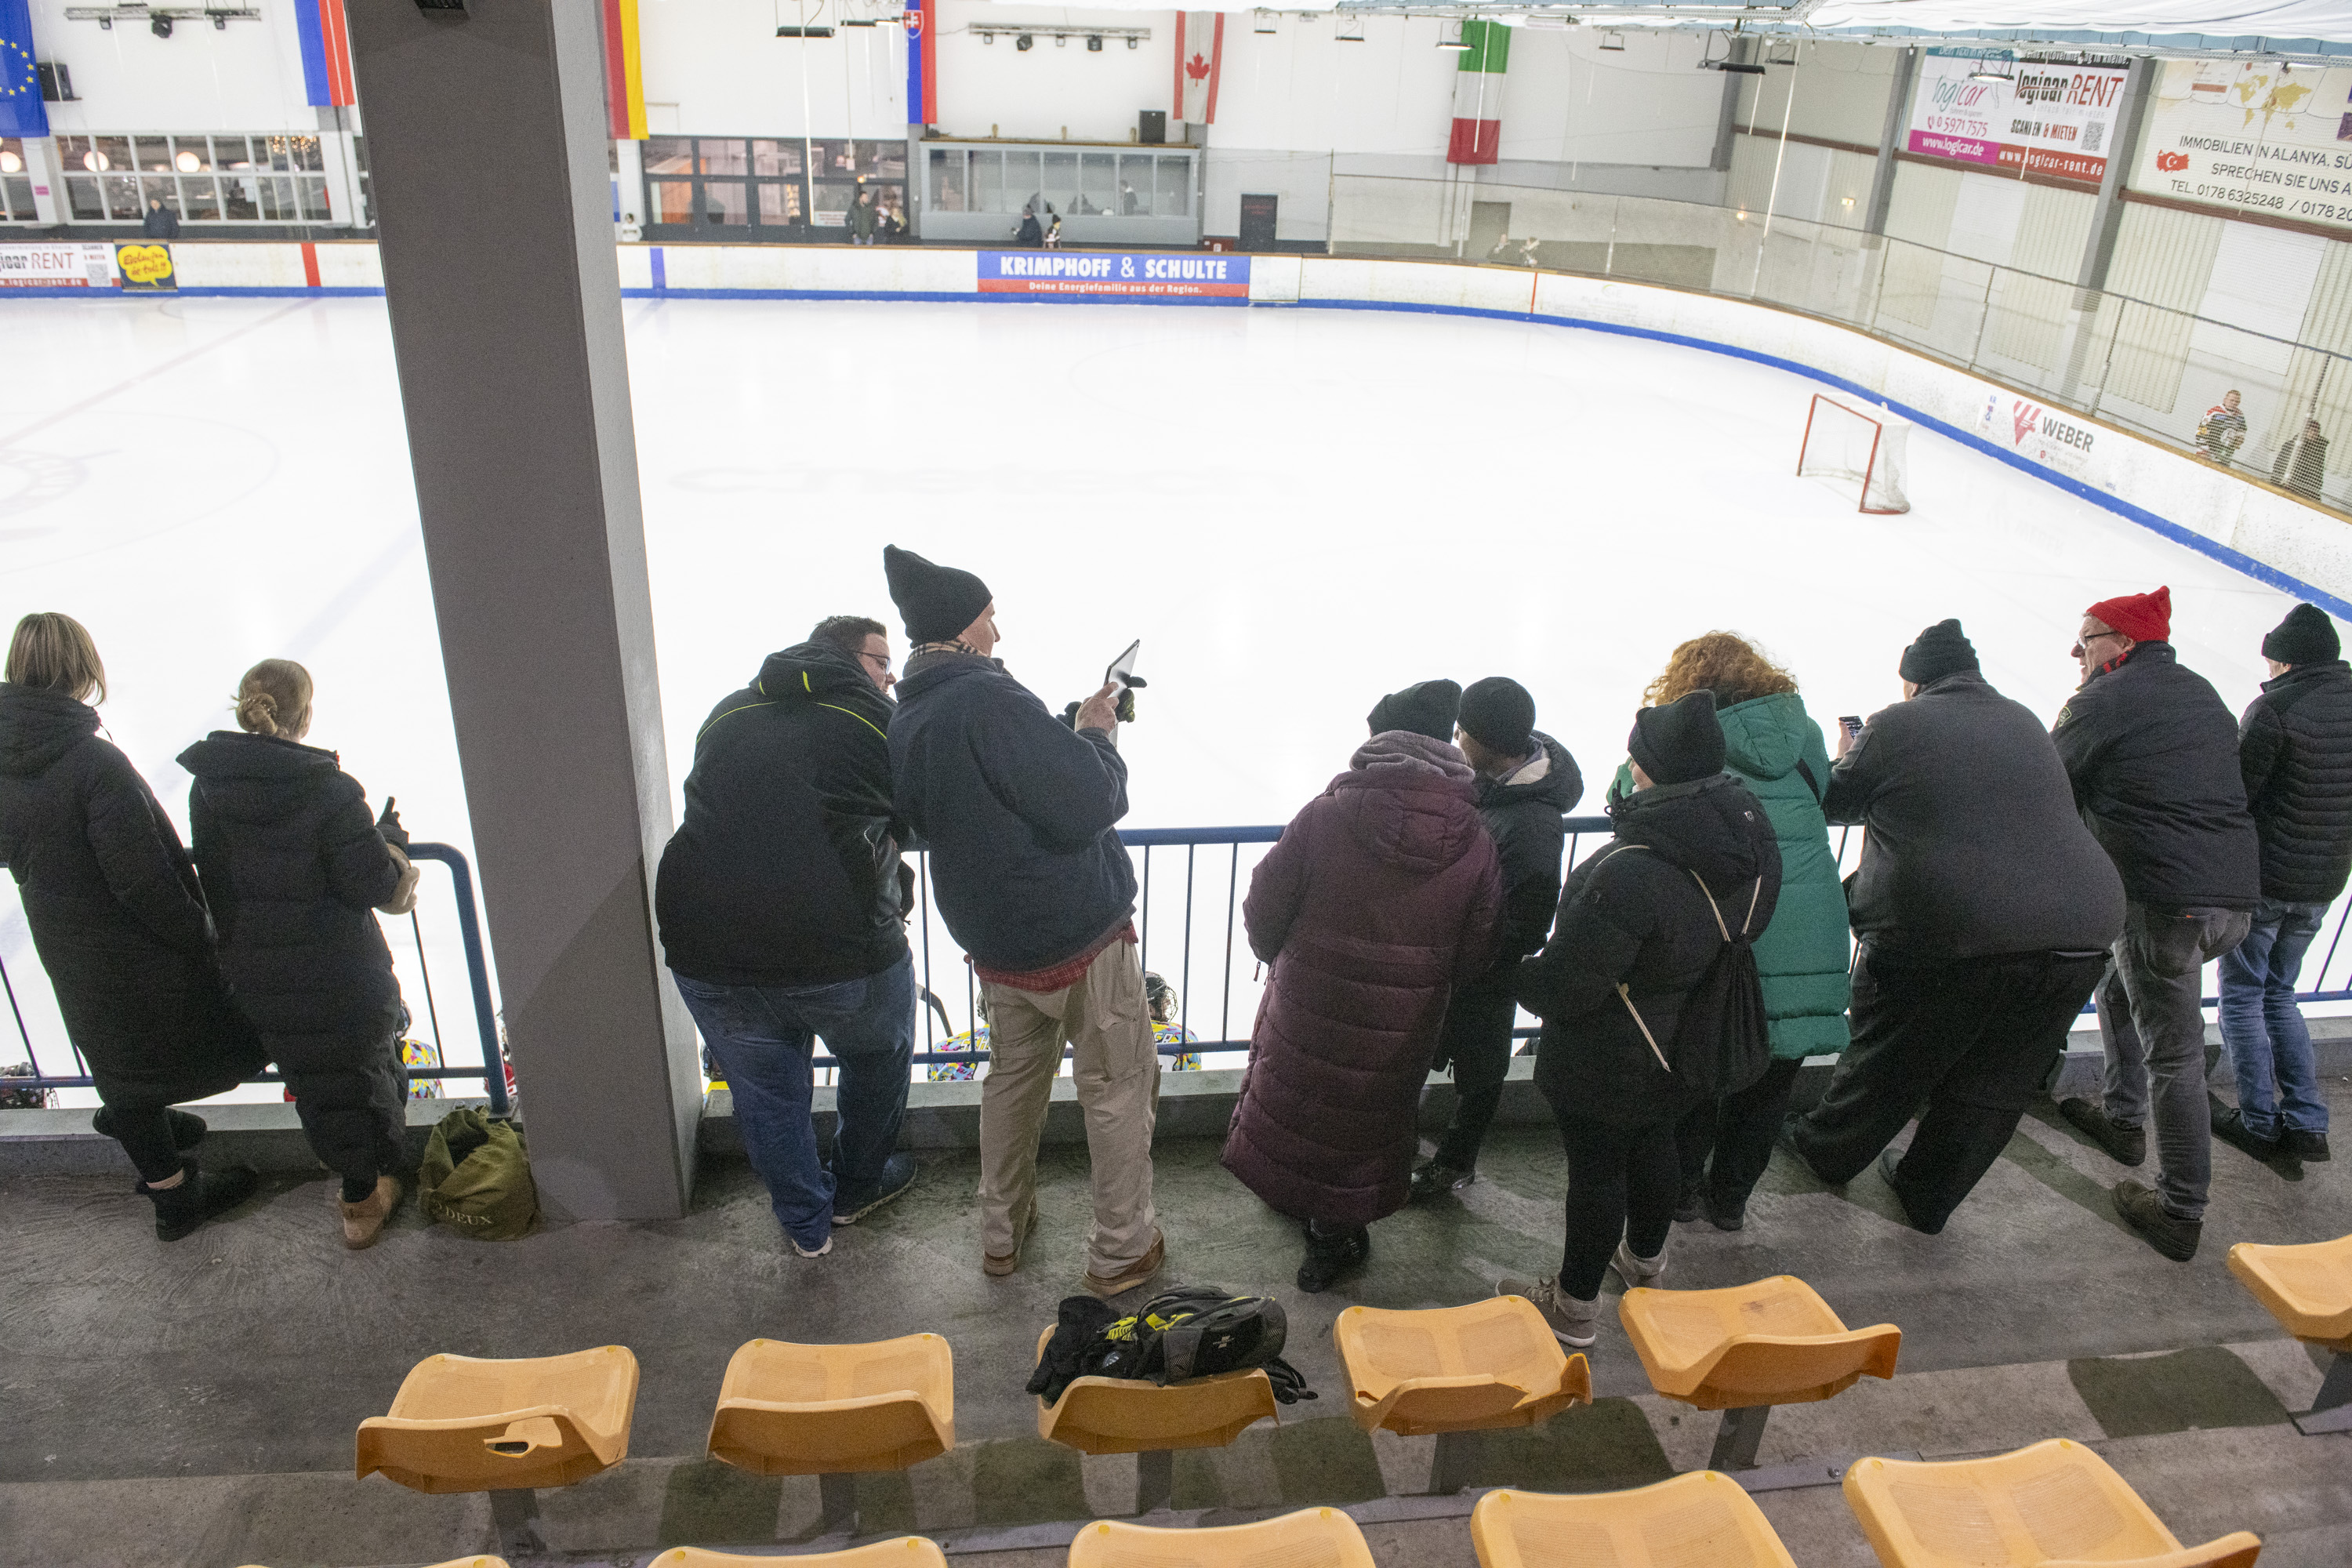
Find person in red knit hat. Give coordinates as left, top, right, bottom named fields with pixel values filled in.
left=2052, top=585, right=2261, bottom=1262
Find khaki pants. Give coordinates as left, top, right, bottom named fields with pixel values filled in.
left=979, top=939, right=1160, bottom=1276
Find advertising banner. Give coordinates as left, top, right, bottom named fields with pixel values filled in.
left=978, top=251, right=1249, bottom=299
left=1980, top=391, right=2099, bottom=481
left=0, top=241, right=114, bottom=288
left=2129, top=59, right=2352, bottom=231
left=113, top=242, right=176, bottom=291
left=1907, top=50, right=2130, bottom=186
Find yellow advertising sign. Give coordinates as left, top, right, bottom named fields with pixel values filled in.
left=112, top=242, right=176, bottom=291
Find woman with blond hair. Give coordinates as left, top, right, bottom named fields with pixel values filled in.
left=0, top=612, right=263, bottom=1238
left=180, top=659, right=420, bottom=1249
left=1612, top=632, right=1850, bottom=1230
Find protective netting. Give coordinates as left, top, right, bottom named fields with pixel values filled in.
left=1798, top=394, right=1911, bottom=514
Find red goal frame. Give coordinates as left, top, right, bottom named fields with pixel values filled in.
left=1798, top=394, right=1909, bottom=515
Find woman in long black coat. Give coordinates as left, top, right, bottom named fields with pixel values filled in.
left=0, top=613, right=263, bottom=1239
left=181, top=657, right=418, bottom=1250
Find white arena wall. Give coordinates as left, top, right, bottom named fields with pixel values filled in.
left=85, top=239, right=2352, bottom=618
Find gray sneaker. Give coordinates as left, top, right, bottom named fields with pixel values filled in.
left=1498, top=1274, right=1600, bottom=1348
left=1610, top=1240, right=1667, bottom=1291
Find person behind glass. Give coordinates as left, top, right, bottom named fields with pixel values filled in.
left=849, top=187, right=878, bottom=246
left=1501, top=693, right=1780, bottom=1347
left=1781, top=621, right=2122, bottom=1232
left=143, top=196, right=180, bottom=240
left=1015, top=205, right=1044, bottom=246
left=2196, top=390, right=2248, bottom=467
left=178, top=660, right=421, bottom=1250
left=1610, top=634, right=1849, bottom=1233
left=1410, top=677, right=1581, bottom=1201
left=2215, top=603, right=2352, bottom=1169
left=1225, top=681, right=1501, bottom=1292
left=2270, top=419, right=2328, bottom=502
left=2051, top=587, right=2260, bottom=1262
left=1044, top=213, right=1064, bottom=248
left=654, top=615, right=919, bottom=1260
left=0, top=613, right=263, bottom=1240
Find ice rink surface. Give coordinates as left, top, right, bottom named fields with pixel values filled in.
left=0, top=292, right=2329, bottom=1076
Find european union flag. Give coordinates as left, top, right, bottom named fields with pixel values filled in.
left=0, top=0, right=46, bottom=139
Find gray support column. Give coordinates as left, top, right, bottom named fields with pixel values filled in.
left=343, top=0, right=700, bottom=1221
left=24, top=136, right=61, bottom=225
left=906, top=125, right=924, bottom=239
left=1709, top=37, right=1752, bottom=172
left=1863, top=47, right=1916, bottom=237
left=2078, top=56, right=2156, bottom=292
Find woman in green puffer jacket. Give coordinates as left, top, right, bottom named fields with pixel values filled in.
left=1612, top=633, right=1851, bottom=1230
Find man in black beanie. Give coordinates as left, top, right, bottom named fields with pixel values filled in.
left=883, top=544, right=1165, bottom=1297
left=1369, top=680, right=1462, bottom=743
left=1781, top=619, right=2122, bottom=1235
left=1414, top=677, right=1584, bottom=1200
left=2218, top=602, right=2352, bottom=1167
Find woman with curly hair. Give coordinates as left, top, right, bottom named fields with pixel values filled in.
left=1612, top=632, right=1850, bottom=1229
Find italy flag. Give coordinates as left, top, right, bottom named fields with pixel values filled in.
left=1446, top=20, right=1508, bottom=165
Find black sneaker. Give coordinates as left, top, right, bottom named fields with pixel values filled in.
left=1776, top=1112, right=1831, bottom=1181
left=2113, top=1179, right=2201, bottom=1262
left=1672, top=1176, right=1705, bottom=1223
left=1704, top=1193, right=1747, bottom=1232
left=2210, top=1101, right=2282, bottom=1163
left=141, top=1159, right=260, bottom=1243
left=1877, top=1147, right=1944, bottom=1235
left=1409, top=1160, right=1474, bottom=1203
left=833, top=1152, right=916, bottom=1225
left=1296, top=1225, right=1370, bottom=1294
left=2281, top=1128, right=2332, bottom=1162
left=2060, top=1098, right=2147, bottom=1166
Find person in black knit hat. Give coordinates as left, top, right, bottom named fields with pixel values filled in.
left=1628, top=689, right=1728, bottom=784
left=1414, top=676, right=1583, bottom=1201
left=1899, top=619, right=1977, bottom=686
left=2219, top=601, right=2352, bottom=1168
left=882, top=546, right=994, bottom=648
left=1368, top=680, right=1462, bottom=744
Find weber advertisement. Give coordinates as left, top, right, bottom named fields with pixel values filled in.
left=1907, top=50, right=2130, bottom=186
left=2130, top=59, right=2352, bottom=231
left=1981, top=392, right=2099, bottom=481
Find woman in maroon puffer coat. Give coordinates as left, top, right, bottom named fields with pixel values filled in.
left=1223, top=683, right=1503, bottom=1293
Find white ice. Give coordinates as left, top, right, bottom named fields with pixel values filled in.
left=0, top=293, right=2335, bottom=1091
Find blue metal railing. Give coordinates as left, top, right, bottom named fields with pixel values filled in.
left=2, top=841, right=509, bottom=1116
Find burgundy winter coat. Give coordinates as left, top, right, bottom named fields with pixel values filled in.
left=1221, top=731, right=1504, bottom=1225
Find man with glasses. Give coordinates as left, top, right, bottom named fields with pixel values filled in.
left=653, top=613, right=919, bottom=1261
left=2053, top=586, right=2260, bottom=1261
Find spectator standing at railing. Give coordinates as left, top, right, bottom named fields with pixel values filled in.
left=1412, top=677, right=1581, bottom=1203
left=883, top=545, right=1165, bottom=1298
left=1227, top=681, right=1501, bottom=1293
left=2214, top=603, right=2352, bottom=1169
left=654, top=615, right=920, bottom=1261
left=2269, top=419, right=2328, bottom=502
left=0, top=612, right=263, bottom=1240
left=1780, top=620, right=2120, bottom=1232
left=2052, top=588, right=2261, bottom=1262
left=2196, top=390, right=2249, bottom=468
left=1610, top=634, right=1849, bottom=1234
left=1501, top=692, right=1778, bottom=1348
left=180, top=659, right=420, bottom=1250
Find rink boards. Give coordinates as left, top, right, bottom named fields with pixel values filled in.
left=9, top=237, right=2349, bottom=617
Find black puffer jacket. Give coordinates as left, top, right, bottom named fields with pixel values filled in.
left=656, top=641, right=910, bottom=986
left=0, top=688, right=261, bottom=1106
left=2239, top=659, right=2352, bottom=904
left=178, top=732, right=405, bottom=1070
left=1517, top=772, right=1781, bottom=1127
left=1468, top=731, right=1583, bottom=987
left=2053, top=642, right=2260, bottom=911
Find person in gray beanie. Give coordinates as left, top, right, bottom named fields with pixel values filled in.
left=2216, top=601, right=2352, bottom=1168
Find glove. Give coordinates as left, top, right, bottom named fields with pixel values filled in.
left=376, top=797, right=411, bottom=851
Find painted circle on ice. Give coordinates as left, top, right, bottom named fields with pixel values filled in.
left=0, top=417, right=278, bottom=568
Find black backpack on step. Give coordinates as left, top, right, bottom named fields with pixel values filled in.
left=1027, top=1287, right=1316, bottom=1405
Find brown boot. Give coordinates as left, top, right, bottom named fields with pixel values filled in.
left=339, top=1174, right=402, bottom=1250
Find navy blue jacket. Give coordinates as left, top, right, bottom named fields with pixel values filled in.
left=889, top=651, right=1137, bottom=971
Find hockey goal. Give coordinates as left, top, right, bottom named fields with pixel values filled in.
left=1798, top=394, right=1911, bottom=514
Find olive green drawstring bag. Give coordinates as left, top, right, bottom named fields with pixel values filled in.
left=418, top=1105, right=539, bottom=1240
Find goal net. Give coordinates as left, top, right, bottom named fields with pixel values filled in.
left=1798, top=394, right=1911, bottom=514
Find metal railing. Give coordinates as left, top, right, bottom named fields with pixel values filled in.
left=1326, top=174, right=2352, bottom=518
left=2, top=841, right=510, bottom=1116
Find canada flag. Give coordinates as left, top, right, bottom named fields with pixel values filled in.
left=1174, top=11, right=1223, bottom=125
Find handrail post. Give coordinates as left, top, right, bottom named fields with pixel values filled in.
left=405, top=844, right=508, bottom=1117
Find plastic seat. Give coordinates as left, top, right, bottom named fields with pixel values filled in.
left=1620, top=1276, right=1900, bottom=1410
left=706, top=1334, right=954, bottom=1475
left=1843, top=1440, right=2261, bottom=1568
left=2227, top=1234, right=2352, bottom=1352
left=1033, top=1325, right=1279, bottom=1456
left=1068, top=1506, right=1375, bottom=1568
left=240, top=1562, right=507, bottom=1568
left=650, top=1540, right=946, bottom=1568
left=1334, top=1298, right=1592, bottom=1437
left=355, top=1346, right=640, bottom=1494
left=1470, top=1474, right=1798, bottom=1568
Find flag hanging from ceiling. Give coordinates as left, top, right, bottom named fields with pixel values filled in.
left=292, top=0, right=356, bottom=109
left=1446, top=19, right=1508, bottom=165
left=1174, top=11, right=1223, bottom=126
left=0, top=0, right=45, bottom=138
left=601, top=0, right=646, bottom=140
left=905, top=0, right=934, bottom=127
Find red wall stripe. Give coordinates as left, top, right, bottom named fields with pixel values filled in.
left=320, top=0, right=355, bottom=107
left=301, top=242, right=321, bottom=288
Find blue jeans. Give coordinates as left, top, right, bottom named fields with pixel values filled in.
left=673, top=953, right=915, bottom=1251
left=2217, top=898, right=2331, bottom=1142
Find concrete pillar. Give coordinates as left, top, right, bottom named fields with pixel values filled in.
left=2058, top=57, right=2157, bottom=401
left=906, top=125, right=924, bottom=239
left=613, top=136, right=643, bottom=233
left=1864, top=48, right=1915, bottom=238
left=343, top=0, right=701, bottom=1221
left=24, top=136, right=61, bottom=224
left=1709, top=38, right=1751, bottom=172
left=316, top=107, right=364, bottom=230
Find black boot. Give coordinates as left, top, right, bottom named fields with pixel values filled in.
left=1671, top=1175, right=1706, bottom=1223
left=140, top=1158, right=260, bottom=1242
left=1296, top=1224, right=1370, bottom=1293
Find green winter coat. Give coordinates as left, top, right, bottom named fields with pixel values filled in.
left=1612, top=691, right=1850, bottom=1058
